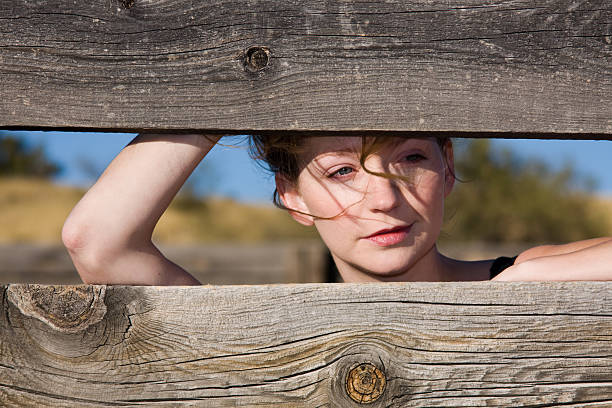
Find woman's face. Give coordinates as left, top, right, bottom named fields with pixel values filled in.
left=278, top=137, right=455, bottom=282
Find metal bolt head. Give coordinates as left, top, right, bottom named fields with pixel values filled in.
left=346, top=363, right=386, bottom=404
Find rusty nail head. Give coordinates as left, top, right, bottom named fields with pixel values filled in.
left=244, top=47, right=270, bottom=72
left=346, top=363, right=386, bottom=404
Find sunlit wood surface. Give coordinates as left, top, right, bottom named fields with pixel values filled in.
left=1, top=282, right=611, bottom=406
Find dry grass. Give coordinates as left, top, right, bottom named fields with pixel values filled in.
left=588, top=195, right=612, bottom=232
left=0, top=178, right=318, bottom=244
left=155, top=195, right=318, bottom=243
left=2, top=177, right=611, bottom=245
left=0, top=178, right=83, bottom=244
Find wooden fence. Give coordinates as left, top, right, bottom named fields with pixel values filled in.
left=1, top=282, right=611, bottom=406
left=1, top=0, right=611, bottom=406
left=2, top=0, right=610, bottom=135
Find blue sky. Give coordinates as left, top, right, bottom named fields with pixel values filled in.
left=3, top=130, right=612, bottom=202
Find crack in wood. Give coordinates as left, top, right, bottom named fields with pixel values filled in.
left=122, top=311, right=133, bottom=341
left=0, top=382, right=133, bottom=406
left=1, top=282, right=611, bottom=404
left=251, top=329, right=350, bottom=351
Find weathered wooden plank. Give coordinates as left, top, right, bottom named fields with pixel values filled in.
left=1, top=283, right=611, bottom=406
left=1, top=0, right=611, bottom=135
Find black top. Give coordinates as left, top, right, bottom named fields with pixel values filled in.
left=489, top=256, right=517, bottom=279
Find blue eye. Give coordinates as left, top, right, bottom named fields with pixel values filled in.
left=330, top=166, right=354, bottom=177
left=404, top=153, right=426, bottom=162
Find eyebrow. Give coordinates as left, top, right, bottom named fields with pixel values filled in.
left=314, top=149, right=360, bottom=158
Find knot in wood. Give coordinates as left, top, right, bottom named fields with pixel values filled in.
left=346, top=363, right=386, bottom=404
left=7, top=284, right=107, bottom=333
left=244, top=46, right=270, bottom=72
left=120, top=0, right=134, bottom=9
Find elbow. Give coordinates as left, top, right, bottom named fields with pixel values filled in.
left=61, top=213, right=87, bottom=256
left=62, top=215, right=116, bottom=284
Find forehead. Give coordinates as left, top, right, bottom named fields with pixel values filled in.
left=301, top=136, right=360, bottom=157
left=300, top=136, right=437, bottom=160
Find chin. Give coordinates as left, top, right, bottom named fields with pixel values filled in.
left=356, top=257, right=416, bottom=279
left=354, top=243, right=434, bottom=279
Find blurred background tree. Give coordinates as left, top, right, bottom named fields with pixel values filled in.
left=0, top=134, right=60, bottom=178
left=443, top=139, right=610, bottom=244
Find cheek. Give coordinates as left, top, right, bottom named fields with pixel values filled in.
left=313, top=217, right=357, bottom=260
left=402, top=172, right=446, bottom=218
left=299, top=180, right=364, bottom=219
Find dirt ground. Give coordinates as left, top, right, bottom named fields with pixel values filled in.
left=0, top=241, right=531, bottom=285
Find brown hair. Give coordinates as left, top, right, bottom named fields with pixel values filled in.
left=249, top=135, right=452, bottom=211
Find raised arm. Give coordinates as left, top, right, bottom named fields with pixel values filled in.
left=62, top=133, right=220, bottom=285
left=492, top=237, right=612, bottom=281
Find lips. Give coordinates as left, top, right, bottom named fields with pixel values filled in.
left=365, top=225, right=412, bottom=247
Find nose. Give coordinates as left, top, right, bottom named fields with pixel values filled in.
left=364, top=172, right=400, bottom=213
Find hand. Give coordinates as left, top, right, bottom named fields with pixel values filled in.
left=491, top=238, right=612, bottom=281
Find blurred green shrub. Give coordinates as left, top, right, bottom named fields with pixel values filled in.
left=443, top=139, right=610, bottom=243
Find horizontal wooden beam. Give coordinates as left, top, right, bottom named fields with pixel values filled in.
left=1, top=1, right=611, bottom=136
left=2, top=283, right=612, bottom=406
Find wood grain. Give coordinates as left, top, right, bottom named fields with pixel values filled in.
left=1, top=282, right=611, bottom=406
left=1, top=0, right=611, bottom=136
